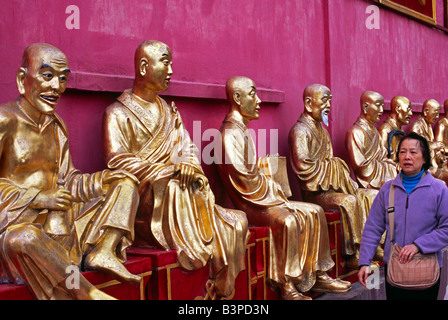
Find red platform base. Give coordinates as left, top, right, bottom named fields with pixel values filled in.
left=126, top=226, right=271, bottom=300
left=324, top=211, right=359, bottom=282
left=0, top=255, right=152, bottom=300
left=0, top=213, right=362, bottom=300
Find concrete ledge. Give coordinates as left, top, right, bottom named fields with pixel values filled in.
left=67, top=71, right=285, bottom=103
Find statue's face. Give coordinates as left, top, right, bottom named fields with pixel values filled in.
left=395, top=98, right=413, bottom=125
left=238, top=79, right=261, bottom=121
left=364, top=94, right=384, bottom=124
left=424, top=102, right=441, bottom=124
left=143, top=43, right=173, bottom=92
left=309, top=87, right=332, bottom=125
left=20, top=47, right=70, bottom=115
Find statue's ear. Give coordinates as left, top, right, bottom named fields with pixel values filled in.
left=423, top=107, right=429, bottom=117
left=304, top=97, right=313, bottom=113
left=362, top=103, right=369, bottom=114
left=16, top=67, right=27, bottom=95
left=233, top=92, right=241, bottom=106
left=139, top=58, right=148, bottom=76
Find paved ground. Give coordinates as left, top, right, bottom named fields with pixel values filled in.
left=316, top=268, right=386, bottom=300
left=316, top=264, right=448, bottom=300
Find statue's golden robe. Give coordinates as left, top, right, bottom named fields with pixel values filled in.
left=410, top=115, right=447, bottom=173
left=289, top=113, right=377, bottom=255
left=378, top=116, right=405, bottom=160
left=103, top=90, right=249, bottom=297
left=217, top=112, right=334, bottom=292
left=435, top=117, right=448, bottom=148
left=345, top=116, right=397, bottom=189
left=0, top=100, right=139, bottom=299
left=410, top=115, right=435, bottom=143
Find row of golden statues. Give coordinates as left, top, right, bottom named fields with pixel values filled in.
left=1, top=41, right=446, bottom=300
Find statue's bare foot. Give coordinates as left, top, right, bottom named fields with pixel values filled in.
left=85, top=250, right=141, bottom=284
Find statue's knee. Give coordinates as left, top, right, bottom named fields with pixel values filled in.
left=108, top=175, right=139, bottom=195
left=236, top=209, right=248, bottom=228
left=283, top=214, right=298, bottom=230
left=5, top=224, right=43, bottom=254
left=121, top=176, right=139, bottom=190
left=341, top=195, right=357, bottom=208
left=306, top=203, right=324, bottom=218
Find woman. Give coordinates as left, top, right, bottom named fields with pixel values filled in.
left=358, top=132, right=448, bottom=299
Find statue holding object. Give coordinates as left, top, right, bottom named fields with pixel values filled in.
left=0, top=43, right=141, bottom=300
left=102, top=41, right=250, bottom=298
left=289, top=84, right=378, bottom=268
left=216, top=76, right=351, bottom=300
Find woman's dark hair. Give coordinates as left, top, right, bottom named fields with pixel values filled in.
left=395, top=132, right=432, bottom=171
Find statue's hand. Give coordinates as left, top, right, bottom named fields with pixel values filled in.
left=174, top=163, right=198, bottom=190
left=193, top=173, right=209, bottom=191
left=102, top=169, right=138, bottom=185
left=31, top=189, right=72, bottom=211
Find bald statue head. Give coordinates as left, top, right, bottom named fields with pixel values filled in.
left=16, top=43, right=70, bottom=115
left=422, top=99, right=441, bottom=125
left=390, top=96, right=413, bottom=126
left=226, top=76, right=261, bottom=122
left=444, top=99, right=448, bottom=116
left=133, top=40, right=173, bottom=94
left=360, top=90, right=384, bottom=124
left=303, top=84, right=332, bottom=126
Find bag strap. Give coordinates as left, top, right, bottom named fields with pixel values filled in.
left=388, top=184, right=396, bottom=244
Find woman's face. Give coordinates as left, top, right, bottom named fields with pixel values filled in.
left=398, top=138, right=426, bottom=176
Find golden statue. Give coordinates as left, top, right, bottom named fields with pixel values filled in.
left=409, top=99, right=448, bottom=179
left=102, top=40, right=249, bottom=298
left=288, top=84, right=377, bottom=267
left=345, top=91, right=398, bottom=190
left=216, top=76, right=351, bottom=300
left=378, top=96, right=413, bottom=159
left=0, top=43, right=141, bottom=300
left=434, top=100, right=448, bottom=154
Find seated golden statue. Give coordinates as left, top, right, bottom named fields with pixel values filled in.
left=216, top=76, right=351, bottom=300
left=434, top=100, right=448, bottom=155
left=409, top=99, right=448, bottom=180
left=288, top=84, right=377, bottom=267
left=378, top=96, right=413, bottom=159
left=102, top=40, right=249, bottom=298
left=345, top=91, right=398, bottom=190
left=0, top=43, right=141, bottom=300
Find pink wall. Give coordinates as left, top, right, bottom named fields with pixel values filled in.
left=328, top=0, right=448, bottom=161
left=1, top=0, right=448, bottom=206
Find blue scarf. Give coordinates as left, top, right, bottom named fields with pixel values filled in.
left=401, top=169, right=424, bottom=194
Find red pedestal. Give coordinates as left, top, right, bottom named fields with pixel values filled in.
left=0, top=216, right=363, bottom=300
left=0, top=283, right=34, bottom=300
left=0, top=255, right=152, bottom=300
left=127, top=226, right=270, bottom=300
left=324, top=211, right=358, bottom=283
left=83, top=255, right=153, bottom=300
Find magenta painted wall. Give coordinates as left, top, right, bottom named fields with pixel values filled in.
left=1, top=0, right=448, bottom=206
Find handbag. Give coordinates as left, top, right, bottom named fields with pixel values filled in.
left=386, top=183, right=440, bottom=290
